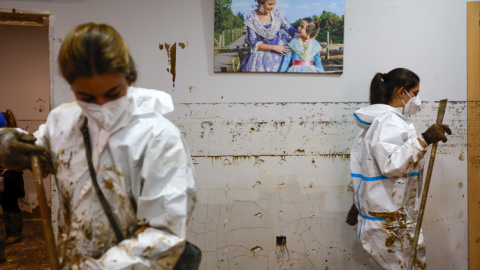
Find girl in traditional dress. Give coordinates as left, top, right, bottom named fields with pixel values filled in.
left=279, top=17, right=325, bottom=73
left=240, top=0, right=297, bottom=72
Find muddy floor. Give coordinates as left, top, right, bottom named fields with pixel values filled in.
left=1, top=219, right=50, bottom=269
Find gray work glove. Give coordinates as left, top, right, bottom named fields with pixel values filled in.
left=346, top=204, right=359, bottom=226
left=0, top=128, right=52, bottom=177
left=422, top=124, right=452, bottom=145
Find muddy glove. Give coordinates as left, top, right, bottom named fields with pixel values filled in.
left=421, top=124, right=452, bottom=145
left=0, top=128, right=52, bottom=177
left=346, top=204, right=359, bottom=226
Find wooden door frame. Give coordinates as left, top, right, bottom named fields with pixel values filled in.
left=0, top=8, right=58, bottom=234
left=468, top=2, right=480, bottom=270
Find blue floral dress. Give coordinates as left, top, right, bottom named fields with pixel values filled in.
left=279, top=37, right=325, bottom=73
left=240, top=9, right=297, bottom=72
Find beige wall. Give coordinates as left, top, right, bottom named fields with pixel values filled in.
left=0, top=24, right=51, bottom=213
left=0, top=24, right=50, bottom=120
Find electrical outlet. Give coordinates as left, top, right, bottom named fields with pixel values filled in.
left=276, top=236, right=286, bottom=247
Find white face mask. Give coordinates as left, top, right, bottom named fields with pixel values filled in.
left=77, top=95, right=129, bottom=132
left=401, top=89, right=422, bottom=115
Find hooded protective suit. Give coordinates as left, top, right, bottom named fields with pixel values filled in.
left=34, top=87, right=196, bottom=269
left=349, top=104, right=427, bottom=270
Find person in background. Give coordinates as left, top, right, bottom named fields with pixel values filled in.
left=240, top=0, right=297, bottom=72
left=0, top=113, right=6, bottom=264
left=279, top=17, right=325, bottom=73
left=346, top=68, right=452, bottom=269
left=0, top=110, right=25, bottom=245
left=0, top=23, right=200, bottom=269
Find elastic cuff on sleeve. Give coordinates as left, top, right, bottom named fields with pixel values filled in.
left=419, top=135, right=427, bottom=144
left=413, top=136, right=427, bottom=150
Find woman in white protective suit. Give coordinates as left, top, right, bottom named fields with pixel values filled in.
left=345, top=68, right=451, bottom=270
left=0, top=23, right=200, bottom=269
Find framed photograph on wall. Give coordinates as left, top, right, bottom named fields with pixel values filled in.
left=214, top=0, right=345, bottom=73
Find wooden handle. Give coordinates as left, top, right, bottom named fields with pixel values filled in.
left=407, top=99, right=448, bottom=270
left=30, top=155, right=60, bottom=270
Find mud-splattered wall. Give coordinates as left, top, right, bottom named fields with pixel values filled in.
left=168, top=101, right=467, bottom=269
left=0, top=0, right=470, bottom=269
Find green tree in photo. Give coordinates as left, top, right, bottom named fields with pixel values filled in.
left=215, top=0, right=233, bottom=32
left=291, top=11, right=344, bottom=44
left=215, top=0, right=246, bottom=45
left=318, top=11, right=344, bottom=44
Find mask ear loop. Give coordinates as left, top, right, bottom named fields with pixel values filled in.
left=404, top=86, right=413, bottom=99
left=400, top=87, right=410, bottom=114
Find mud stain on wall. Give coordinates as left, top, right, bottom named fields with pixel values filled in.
left=172, top=101, right=465, bottom=160
left=171, top=101, right=467, bottom=269
left=159, top=42, right=186, bottom=87
left=34, top=98, right=46, bottom=113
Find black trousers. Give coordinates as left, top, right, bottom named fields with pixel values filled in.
left=173, top=242, right=202, bottom=270
left=0, top=170, right=24, bottom=213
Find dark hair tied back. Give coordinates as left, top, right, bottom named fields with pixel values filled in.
left=369, top=68, right=420, bottom=105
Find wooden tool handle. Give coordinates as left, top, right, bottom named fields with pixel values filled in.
left=407, top=99, right=448, bottom=270
left=30, top=155, right=60, bottom=270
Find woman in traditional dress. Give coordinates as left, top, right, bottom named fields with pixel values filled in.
left=240, top=0, right=297, bottom=72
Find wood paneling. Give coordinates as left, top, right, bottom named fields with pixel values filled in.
left=468, top=2, right=480, bottom=270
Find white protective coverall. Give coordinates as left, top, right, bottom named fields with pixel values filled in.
left=34, top=87, right=196, bottom=269
left=349, top=104, right=427, bottom=270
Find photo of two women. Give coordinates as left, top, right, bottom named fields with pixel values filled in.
left=214, top=0, right=344, bottom=73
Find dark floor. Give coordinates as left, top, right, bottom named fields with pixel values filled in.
left=1, top=219, right=50, bottom=269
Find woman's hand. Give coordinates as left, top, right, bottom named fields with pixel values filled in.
left=269, top=44, right=290, bottom=56
left=0, top=128, right=52, bottom=177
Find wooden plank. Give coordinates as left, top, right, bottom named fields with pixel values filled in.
left=468, top=2, right=480, bottom=101
left=468, top=2, right=480, bottom=270
left=0, top=12, right=46, bottom=27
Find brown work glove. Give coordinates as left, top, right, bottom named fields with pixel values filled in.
left=346, top=204, right=359, bottom=226
left=0, top=128, right=52, bottom=177
left=422, top=124, right=452, bottom=145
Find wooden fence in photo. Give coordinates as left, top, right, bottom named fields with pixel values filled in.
left=214, top=28, right=245, bottom=47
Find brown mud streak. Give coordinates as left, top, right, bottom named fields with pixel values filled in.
left=369, top=209, right=407, bottom=248
left=369, top=209, right=426, bottom=270
left=159, top=42, right=186, bottom=88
